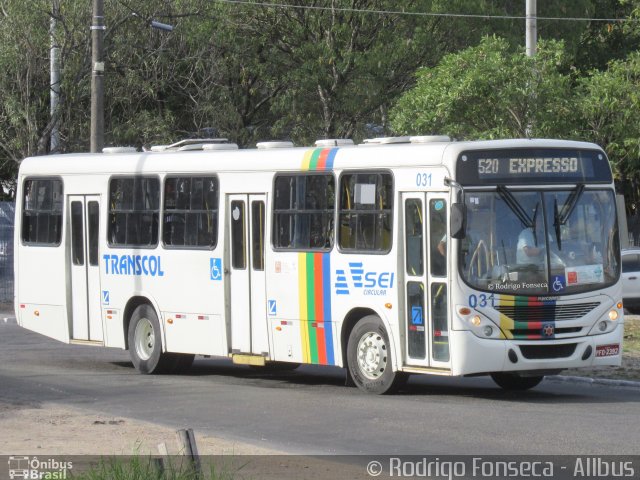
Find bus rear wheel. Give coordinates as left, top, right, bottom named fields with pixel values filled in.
left=491, top=372, right=544, bottom=391
left=128, top=304, right=175, bottom=374
left=347, top=315, right=405, bottom=394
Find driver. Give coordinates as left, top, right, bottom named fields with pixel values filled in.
left=517, top=226, right=545, bottom=264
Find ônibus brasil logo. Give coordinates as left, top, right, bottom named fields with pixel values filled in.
left=8, top=456, right=73, bottom=479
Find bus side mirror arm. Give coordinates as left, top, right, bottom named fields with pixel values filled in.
left=445, top=178, right=467, bottom=240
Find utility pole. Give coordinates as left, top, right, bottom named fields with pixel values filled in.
left=90, top=0, right=105, bottom=153
left=525, top=0, right=537, bottom=137
left=50, top=0, right=60, bottom=153
left=526, top=0, right=537, bottom=57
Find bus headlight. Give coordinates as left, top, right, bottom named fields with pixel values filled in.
left=588, top=309, right=622, bottom=336
left=455, top=306, right=504, bottom=339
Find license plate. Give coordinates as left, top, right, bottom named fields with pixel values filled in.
left=595, top=344, right=620, bottom=357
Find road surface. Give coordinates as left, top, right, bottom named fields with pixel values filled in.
left=1, top=322, right=639, bottom=455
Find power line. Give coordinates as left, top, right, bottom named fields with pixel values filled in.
left=214, top=0, right=639, bottom=23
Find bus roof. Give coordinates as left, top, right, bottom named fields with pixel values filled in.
left=18, top=138, right=604, bottom=177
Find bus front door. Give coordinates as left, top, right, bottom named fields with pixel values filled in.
left=227, top=194, right=268, bottom=356
left=68, top=195, right=103, bottom=342
left=402, top=193, right=450, bottom=369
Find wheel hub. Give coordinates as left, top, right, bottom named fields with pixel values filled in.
left=357, top=332, right=387, bottom=380
left=134, top=318, right=155, bottom=361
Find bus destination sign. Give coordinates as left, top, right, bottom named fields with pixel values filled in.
left=456, top=148, right=612, bottom=185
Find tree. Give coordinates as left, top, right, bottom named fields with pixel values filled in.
left=233, top=0, right=525, bottom=144
left=0, top=0, right=94, bottom=195
left=574, top=0, right=640, bottom=72
left=574, top=52, right=640, bottom=208
left=0, top=0, right=635, bottom=187
left=0, top=1, right=54, bottom=195
left=389, top=36, right=576, bottom=140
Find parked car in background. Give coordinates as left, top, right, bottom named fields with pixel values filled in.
left=622, top=247, right=640, bottom=314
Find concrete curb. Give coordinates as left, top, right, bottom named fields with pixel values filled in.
left=548, top=374, right=640, bottom=389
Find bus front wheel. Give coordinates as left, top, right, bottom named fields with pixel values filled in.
left=347, top=315, right=406, bottom=394
left=128, top=304, right=174, bottom=374
left=491, top=372, right=544, bottom=391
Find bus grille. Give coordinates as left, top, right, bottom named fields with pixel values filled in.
left=495, top=302, right=600, bottom=322
left=511, top=327, right=582, bottom=337
left=495, top=302, right=600, bottom=339
left=519, top=344, right=577, bottom=359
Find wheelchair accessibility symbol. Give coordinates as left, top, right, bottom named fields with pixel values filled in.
left=551, top=275, right=565, bottom=293
left=210, top=258, right=222, bottom=281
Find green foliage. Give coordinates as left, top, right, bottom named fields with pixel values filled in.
left=1, top=0, right=640, bottom=199
left=390, top=36, right=575, bottom=140
left=575, top=52, right=640, bottom=206
left=74, top=455, right=236, bottom=480
left=0, top=1, right=51, bottom=168
left=575, top=0, right=640, bottom=71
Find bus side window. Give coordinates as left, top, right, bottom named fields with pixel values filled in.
left=272, top=173, right=334, bottom=251
left=21, top=178, right=63, bottom=246
left=405, top=199, right=423, bottom=276
left=231, top=201, right=246, bottom=269
left=251, top=200, right=265, bottom=271
left=429, top=199, right=447, bottom=277
left=70, top=201, right=84, bottom=265
left=163, top=176, right=219, bottom=249
left=88, top=201, right=100, bottom=266
left=108, top=176, right=160, bottom=248
left=338, top=171, right=393, bottom=252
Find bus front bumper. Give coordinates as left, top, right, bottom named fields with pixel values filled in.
left=451, top=324, right=624, bottom=376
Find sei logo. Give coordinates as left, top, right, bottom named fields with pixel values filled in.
left=335, top=262, right=395, bottom=296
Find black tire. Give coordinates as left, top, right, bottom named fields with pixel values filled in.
left=347, top=315, right=405, bottom=394
left=491, top=372, right=544, bottom=391
left=127, top=304, right=174, bottom=374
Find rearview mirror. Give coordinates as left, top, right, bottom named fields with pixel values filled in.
left=450, top=203, right=467, bottom=239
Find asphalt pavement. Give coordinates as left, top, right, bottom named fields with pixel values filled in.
left=1, top=318, right=640, bottom=456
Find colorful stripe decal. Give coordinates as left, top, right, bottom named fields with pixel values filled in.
left=296, top=147, right=337, bottom=361
left=301, top=148, right=338, bottom=171
left=496, top=295, right=557, bottom=340
left=298, top=252, right=335, bottom=365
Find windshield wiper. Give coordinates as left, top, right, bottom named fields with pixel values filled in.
left=497, top=186, right=538, bottom=244
left=553, top=199, right=562, bottom=249
left=552, top=184, right=585, bottom=249
left=558, top=184, right=584, bottom=224
left=531, top=202, right=541, bottom=245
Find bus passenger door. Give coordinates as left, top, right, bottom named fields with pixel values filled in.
left=68, top=195, right=103, bottom=342
left=228, top=194, right=268, bottom=356
left=401, top=193, right=450, bottom=368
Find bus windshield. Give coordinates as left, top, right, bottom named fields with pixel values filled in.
left=460, top=188, right=620, bottom=295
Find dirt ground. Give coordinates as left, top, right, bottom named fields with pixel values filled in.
left=0, top=400, right=284, bottom=456
left=0, top=400, right=370, bottom=479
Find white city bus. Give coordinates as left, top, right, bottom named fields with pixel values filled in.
left=14, top=137, right=623, bottom=394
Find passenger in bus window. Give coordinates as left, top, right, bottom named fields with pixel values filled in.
left=517, top=226, right=544, bottom=264
left=437, top=234, right=446, bottom=257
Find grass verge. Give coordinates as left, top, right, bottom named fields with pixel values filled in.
left=72, top=456, right=238, bottom=480
left=565, top=316, right=640, bottom=381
